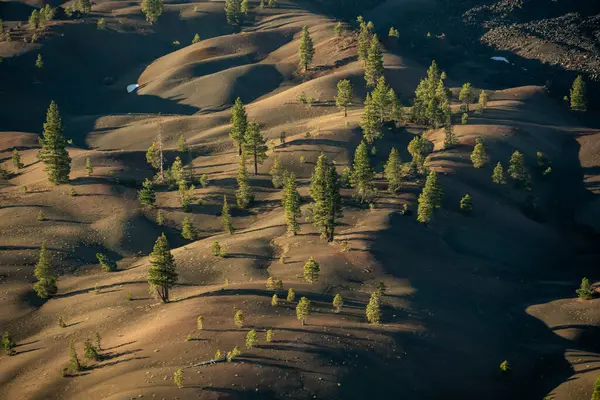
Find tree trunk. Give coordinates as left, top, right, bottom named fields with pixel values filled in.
left=344, top=107, right=347, bottom=117
left=238, top=144, right=242, bottom=156
left=254, top=152, right=258, bottom=175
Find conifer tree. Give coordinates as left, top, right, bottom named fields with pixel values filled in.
left=335, top=79, right=353, bottom=117
left=236, top=153, right=253, bottom=208
left=508, top=151, right=529, bottom=183
left=234, top=310, right=245, bottom=328
left=296, top=297, right=310, bottom=325
left=350, top=141, right=376, bottom=203
left=3, top=331, right=16, bottom=356
left=192, top=33, right=201, bottom=44
left=360, top=94, right=381, bottom=144
left=460, top=194, right=473, bottom=214
left=570, top=75, right=587, bottom=112
left=287, top=288, right=296, bottom=302
left=283, top=172, right=301, bottom=236
left=37, top=210, right=45, bottom=221
left=241, top=0, right=249, bottom=15
left=85, top=155, right=93, bottom=176
left=492, top=162, right=506, bottom=184
left=333, top=293, right=343, bottom=313
left=29, top=10, right=40, bottom=30
left=171, top=156, right=185, bottom=187
left=388, top=27, right=399, bottom=38
left=365, top=292, right=381, bottom=324
left=147, top=233, right=178, bottom=303
left=83, top=338, right=100, bottom=360
left=222, top=196, right=235, bottom=234
left=265, top=329, right=274, bottom=342
left=181, top=216, right=197, bottom=240
left=365, top=35, right=383, bottom=87
left=177, top=134, right=189, bottom=153
left=424, top=170, right=443, bottom=209
left=271, top=293, right=279, bottom=306
left=384, top=147, right=402, bottom=194
left=459, top=82, right=474, bottom=112
left=69, top=339, right=82, bottom=372
left=576, top=277, right=594, bottom=300
left=388, top=89, right=404, bottom=123
left=244, top=122, right=268, bottom=175
left=34, top=240, right=58, bottom=298
left=12, top=149, right=23, bottom=169
left=334, top=21, right=342, bottom=37
left=173, top=368, right=184, bottom=388
left=478, top=90, right=489, bottom=111
left=470, top=138, right=487, bottom=168
left=443, top=123, right=459, bottom=150
left=309, top=153, right=342, bottom=241
left=407, top=135, right=433, bottom=170
left=417, top=189, right=433, bottom=225
left=246, top=330, right=258, bottom=349
left=298, top=26, right=314, bottom=72
left=357, top=18, right=372, bottom=61
left=371, top=77, right=392, bottom=122
left=212, top=241, right=222, bottom=257
left=156, top=209, right=165, bottom=226
left=412, top=61, right=447, bottom=126
left=39, top=101, right=71, bottom=185
left=303, top=256, right=320, bottom=283
left=270, top=155, right=285, bottom=188
left=146, top=142, right=160, bottom=170
left=230, top=98, right=248, bottom=155
left=138, top=178, right=156, bottom=208
left=141, top=0, right=163, bottom=24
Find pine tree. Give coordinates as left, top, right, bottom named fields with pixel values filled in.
left=222, top=196, right=235, bottom=234
left=593, top=377, right=600, bottom=400
left=270, top=155, right=285, bottom=188
left=492, top=162, right=506, bottom=184
left=296, top=297, right=310, bottom=325
left=407, top=135, right=433, bottom=170
left=365, top=35, right=383, bottom=87
left=84, top=155, right=93, bottom=176
left=244, top=122, right=268, bottom=175
left=69, top=339, right=82, bottom=372
left=424, top=170, right=443, bottom=208
left=365, top=292, right=381, bottom=324
left=192, top=33, right=201, bottom=44
left=173, top=368, right=184, bottom=388
left=570, top=75, right=587, bottom=112
left=388, top=89, right=404, bottom=124
left=39, top=101, right=71, bottom=185
left=156, top=209, right=165, bottom=226
left=146, top=142, right=160, bottom=170
left=37, top=210, right=45, bottom=221
left=236, top=153, right=253, bottom=209
left=83, top=338, right=100, bottom=361
left=417, top=190, right=433, bottom=225
left=230, top=98, right=248, bottom=155
left=271, top=293, right=279, bottom=306
left=412, top=61, right=447, bottom=126
left=177, top=134, right=189, bottom=153
left=138, top=178, right=156, bottom=208
left=350, top=141, right=376, bottom=203
left=298, top=26, right=314, bottom=72
left=357, top=18, right=372, bottom=61
left=303, top=256, right=320, bottom=283
left=170, top=156, right=184, bottom=187
left=470, top=138, right=487, bottom=168
left=33, top=241, right=58, bottom=298
left=576, top=277, right=594, bottom=300
left=384, top=147, right=402, bottom=194
left=225, top=0, right=242, bottom=24
left=141, top=0, right=163, bottom=24
left=443, top=123, right=458, bottom=150
left=508, top=151, right=529, bottom=183
left=283, top=172, right=301, bottom=236
left=459, top=82, right=474, bottom=112
left=478, top=90, right=489, bottom=111
left=460, top=194, right=473, bottom=214
left=147, top=233, right=178, bottom=303
left=388, top=27, right=399, bottom=38
left=287, top=288, right=296, bottom=302
left=265, top=329, right=274, bottom=342
left=360, top=94, right=381, bottom=144
left=241, top=0, right=249, bottom=14
left=333, top=293, right=343, bottom=313
left=181, top=216, right=197, bottom=240
left=371, top=77, right=392, bottom=123
left=234, top=310, right=245, bottom=328
left=29, top=10, right=40, bottom=30
left=246, top=329, right=258, bottom=349
left=309, top=153, right=342, bottom=242
left=334, top=79, right=353, bottom=117
left=334, top=21, right=343, bottom=37
left=12, top=149, right=23, bottom=169
left=3, top=331, right=16, bottom=356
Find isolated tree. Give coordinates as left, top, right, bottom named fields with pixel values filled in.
left=37, top=209, right=45, bottom=221
left=84, top=155, right=93, bottom=176
left=365, top=35, right=383, bottom=87
left=459, top=82, right=474, bottom=112
left=222, top=196, right=235, bottom=234
left=270, top=293, right=279, bottom=307
left=309, top=153, right=342, bottom=241
left=181, top=216, right=197, bottom=240
left=508, top=151, right=529, bottom=183
left=443, top=123, right=459, bottom=150
left=284, top=172, right=301, bottom=236
left=230, top=98, right=248, bottom=155
left=246, top=330, right=258, bottom=349
left=499, top=360, right=511, bottom=374
left=350, top=141, right=376, bottom=203
left=478, top=90, right=489, bottom=111
left=244, top=122, right=268, bottom=175
left=3, top=331, right=16, bottom=356
left=270, top=155, right=285, bottom=188
left=335, top=79, right=353, bottom=117
left=357, top=18, right=372, bottom=61
left=34, top=241, right=58, bottom=298
left=360, top=94, right=381, bottom=144
left=334, top=21, right=343, bottom=37
left=296, top=297, right=311, bottom=325
left=366, top=292, right=381, bottom=324
left=333, top=293, right=343, bottom=313
left=141, top=0, right=163, bottom=24
left=576, top=277, right=594, bottom=300
left=467, top=138, right=487, bottom=169
left=236, top=153, right=253, bottom=208
left=492, top=162, right=506, bottom=184
left=39, top=101, right=71, bottom=185
left=147, top=233, right=178, bottom=303
left=34, top=53, right=44, bottom=70
left=241, top=0, right=249, bottom=14
left=12, top=149, right=23, bottom=170
left=460, top=194, right=473, bottom=214
left=303, top=256, right=320, bottom=283
left=138, top=178, right=156, bottom=208
left=69, top=339, right=82, bottom=372
left=173, top=368, right=184, bottom=388
left=234, top=310, right=245, bottom=328
left=287, top=288, right=296, bottom=302
left=265, top=329, right=274, bottom=343
left=570, top=75, right=587, bottom=112
left=376, top=281, right=387, bottom=295
left=84, top=338, right=100, bottom=361
left=29, top=10, right=40, bottom=30
left=388, top=27, right=399, bottom=38
left=146, top=142, right=160, bottom=171
left=298, top=26, right=314, bottom=72
left=383, top=147, right=402, bottom=194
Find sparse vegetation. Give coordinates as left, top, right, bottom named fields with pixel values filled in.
left=283, top=172, right=301, bottom=236
left=138, top=178, right=156, bottom=208
left=192, top=33, right=201, bottom=44
left=271, top=294, right=279, bottom=306
left=459, top=82, right=474, bottom=112
left=365, top=35, right=384, bottom=87
left=443, top=123, right=459, bottom=150
left=388, top=27, right=399, bottom=38
left=499, top=360, right=511, bottom=374
left=230, top=97, right=248, bottom=155
left=384, top=147, right=402, bottom=194
left=508, top=151, right=530, bottom=185
left=222, top=196, right=235, bottom=234
left=470, top=138, right=488, bottom=168
left=236, top=153, right=253, bottom=208
left=351, top=141, right=376, bottom=203
left=460, top=194, right=473, bottom=214
left=309, top=153, right=342, bottom=242
left=492, top=162, right=506, bottom=184
left=478, top=90, right=489, bottom=111
left=244, top=122, right=268, bottom=176
left=83, top=338, right=100, bottom=361
left=234, top=310, right=245, bottom=328
left=417, top=170, right=444, bottom=225
left=197, top=316, right=203, bottom=330
left=287, top=288, right=296, bottom=302
left=37, top=210, right=46, bottom=221
left=335, top=79, right=353, bottom=117
left=570, top=75, right=587, bottom=112
left=97, top=18, right=106, bottom=30
left=225, top=0, right=243, bottom=25
left=58, top=315, right=66, bottom=328
left=270, top=155, right=285, bottom=188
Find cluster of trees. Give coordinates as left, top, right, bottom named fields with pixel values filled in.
left=65, top=0, right=92, bottom=18
left=359, top=77, right=402, bottom=144
left=141, top=0, right=163, bottom=24
left=29, top=5, right=56, bottom=31
left=356, top=17, right=384, bottom=88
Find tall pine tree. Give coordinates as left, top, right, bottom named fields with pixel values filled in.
left=236, top=153, right=253, bottom=208
left=350, top=141, right=376, bottom=203
left=138, top=178, right=156, bottom=208
left=492, top=162, right=506, bottom=184
left=357, top=18, right=372, bottom=61
left=371, top=77, right=391, bottom=123
left=222, top=195, right=235, bottom=234
left=283, top=172, right=301, bottom=236
left=459, top=82, right=474, bottom=112
left=309, top=153, right=342, bottom=241
left=230, top=98, right=248, bottom=156
left=33, top=240, right=58, bottom=298
left=298, top=26, right=314, bottom=72
left=335, top=79, right=353, bottom=117
left=570, top=75, right=587, bottom=112
left=384, top=147, right=402, bottom=194
left=243, top=122, right=268, bottom=175
left=364, top=35, right=383, bottom=87
left=270, top=155, right=285, bottom=188
left=225, top=0, right=242, bottom=25
left=147, top=233, right=178, bottom=303
left=39, top=101, right=71, bottom=185
left=360, top=94, right=381, bottom=144
left=470, top=138, right=488, bottom=168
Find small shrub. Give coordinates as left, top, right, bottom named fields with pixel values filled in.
left=271, top=294, right=279, bottom=306
left=94, top=332, right=101, bottom=350
left=275, top=279, right=283, bottom=290
left=192, top=33, right=201, bottom=44
left=297, top=91, right=307, bottom=104
left=199, top=174, right=209, bottom=187
left=197, top=316, right=203, bottom=330
left=37, top=210, right=45, bottom=221
left=576, top=277, right=594, bottom=300
left=214, top=349, right=223, bottom=360
left=173, top=368, right=184, bottom=388
left=58, top=316, right=66, bottom=328
left=499, top=360, right=511, bottom=374
left=266, top=276, right=276, bottom=290
left=287, top=288, right=296, bottom=302
left=279, top=255, right=285, bottom=264
left=125, top=292, right=132, bottom=301
left=69, top=187, right=76, bottom=197
left=305, top=131, right=311, bottom=138
left=460, top=194, right=473, bottom=214
left=333, top=293, right=343, bottom=313
left=185, top=333, right=192, bottom=342
left=461, top=113, right=468, bottom=125
left=227, top=346, right=241, bottom=362
left=265, top=329, right=274, bottom=343
left=96, top=253, right=116, bottom=272
left=234, top=310, right=245, bottom=328
left=299, top=156, right=305, bottom=164
left=68, top=339, right=82, bottom=372
left=376, top=281, right=387, bottom=296
left=2, top=331, right=16, bottom=356
left=172, top=40, right=181, bottom=46
left=245, top=329, right=258, bottom=349
left=97, top=18, right=106, bottom=29
left=94, top=283, right=100, bottom=294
